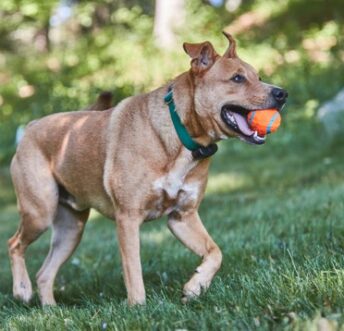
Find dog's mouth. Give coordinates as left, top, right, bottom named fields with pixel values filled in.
left=221, top=105, right=266, bottom=145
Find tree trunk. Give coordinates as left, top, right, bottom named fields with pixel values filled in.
left=34, top=20, right=51, bottom=52
left=153, top=0, right=185, bottom=50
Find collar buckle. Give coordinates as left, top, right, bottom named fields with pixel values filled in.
left=164, top=90, right=173, bottom=105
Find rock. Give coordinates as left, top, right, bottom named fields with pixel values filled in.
left=318, top=88, right=344, bottom=137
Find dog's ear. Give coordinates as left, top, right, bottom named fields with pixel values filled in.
left=222, top=31, right=237, bottom=58
left=83, top=91, right=113, bottom=111
left=183, top=41, right=218, bottom=72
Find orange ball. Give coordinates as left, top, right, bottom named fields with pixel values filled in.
left=247, top=109, right=281, bottom=136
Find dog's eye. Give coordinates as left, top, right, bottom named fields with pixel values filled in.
left=231, top=74, right=246, bottom=83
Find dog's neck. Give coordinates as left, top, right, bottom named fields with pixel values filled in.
left=170, top=72, right=213, bottom=147
left=145, top=71, right=215, bottom=163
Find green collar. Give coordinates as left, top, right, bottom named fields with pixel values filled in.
left=164, top=86, right=218, bottom=159
left=164, top=86, right=201, bottom=151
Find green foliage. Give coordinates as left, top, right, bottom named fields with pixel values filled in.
left=0, top=0, right=343, bottom=163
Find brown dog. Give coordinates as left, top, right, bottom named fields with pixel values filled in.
left=8, top=33, right=287, bottom=306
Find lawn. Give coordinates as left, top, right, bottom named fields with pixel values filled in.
left=1, top=111, right=344, bottom=330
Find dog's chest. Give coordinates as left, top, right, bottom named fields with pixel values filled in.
left=148, top=172, right=201, bottom=220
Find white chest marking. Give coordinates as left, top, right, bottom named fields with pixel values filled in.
left=150, top=151, right=201, bottom=217
left=153, top=176, right=200, bottom=201
left=178, top=182, right=200, bottom=205
left=153, top=172, right=183, bottom=200
left=152, top=175, right=200, bottom=216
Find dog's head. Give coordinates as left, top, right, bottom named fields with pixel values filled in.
left=183, top=32, right=288, bottom=145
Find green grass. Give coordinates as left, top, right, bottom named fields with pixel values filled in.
left=1, top=111, right=344, bottom=330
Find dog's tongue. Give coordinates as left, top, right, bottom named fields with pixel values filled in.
left=232, top=112, right=255, bottom=136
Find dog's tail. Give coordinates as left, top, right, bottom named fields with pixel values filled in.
left=84, top=91, right=113, bottom=111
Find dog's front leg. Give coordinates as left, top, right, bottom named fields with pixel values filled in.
left=116, top=214, right=145, bottom=305
left=168, top=210, right=222, bottom=303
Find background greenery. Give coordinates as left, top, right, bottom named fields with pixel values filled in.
left=1, top=0, right=344, bottom=330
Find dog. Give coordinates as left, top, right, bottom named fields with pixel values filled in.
left=8, top=32, right=287, bottom=306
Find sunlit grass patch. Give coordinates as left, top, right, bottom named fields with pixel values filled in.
left=206, top=172, right=249, bottom=194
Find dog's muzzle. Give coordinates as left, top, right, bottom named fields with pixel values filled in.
left=221, top=105, right=266, bottom=145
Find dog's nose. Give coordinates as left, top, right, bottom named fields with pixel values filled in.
left=272, top=88, right=288, bottom=103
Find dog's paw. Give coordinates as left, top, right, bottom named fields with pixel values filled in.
left=128, top=299, right=146, bottom=306
left=127, top=295, right=146, bottom=306
left=13, top=278, right=33, bottom=303
left=37, top=276, right=57, bottom=306
left=181, top=272, right=210, bottom=304
left=40, top=295, right=57, bottom=306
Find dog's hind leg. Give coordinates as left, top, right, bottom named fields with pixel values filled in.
left=36, top=204, right=89, bottom=305
left=8, top=154, right=59, bottom=303
left=168, top=211, right=222, bottom=303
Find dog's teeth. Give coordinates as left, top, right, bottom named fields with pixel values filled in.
left=228, top=114, right=235, bottom=123
left=252, top=131, right=266, bottom=143
left=225, top=112, right=236, bottom=123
